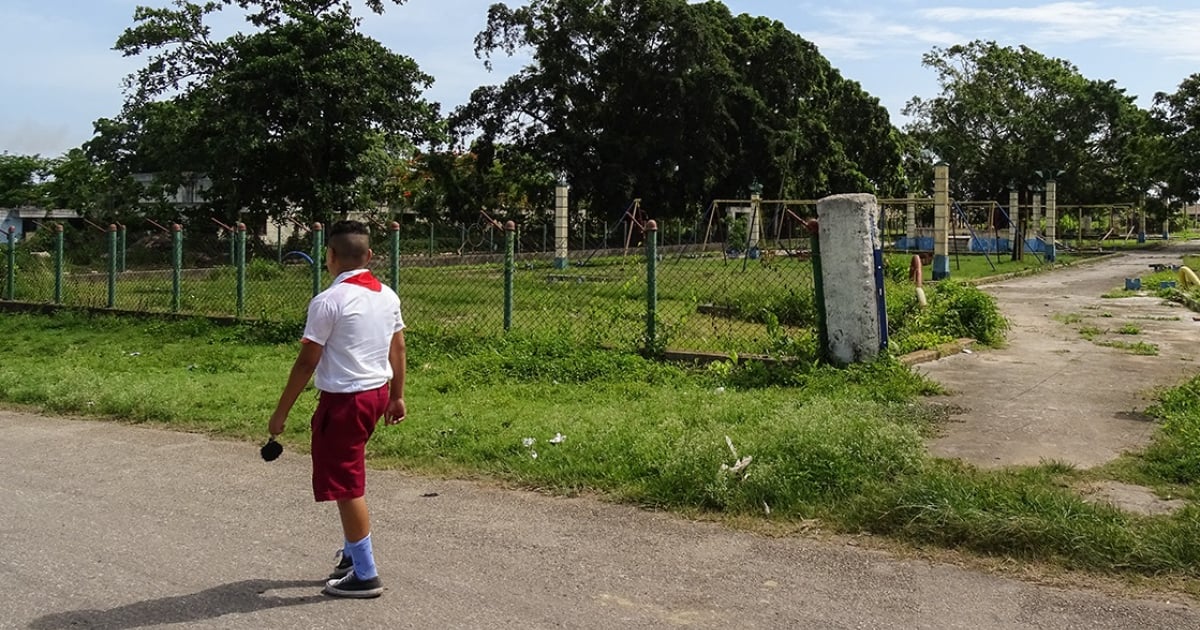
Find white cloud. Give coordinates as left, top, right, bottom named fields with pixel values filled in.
left=921, top=2, right=1200, bottom=61
left=796, top=9, right=964, bottom=60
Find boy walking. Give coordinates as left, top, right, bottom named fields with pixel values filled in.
left=268, top=220, right=407, bottom=599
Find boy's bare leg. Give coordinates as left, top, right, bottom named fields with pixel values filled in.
left=337, top=497, right=371, bottom=541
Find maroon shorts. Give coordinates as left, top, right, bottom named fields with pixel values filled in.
left=310, top=385, right=388, bottom=502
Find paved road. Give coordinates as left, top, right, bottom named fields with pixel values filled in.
left=3, top=410, right=1196, bottom=629
left=920, top=247, right=1200, bottom=469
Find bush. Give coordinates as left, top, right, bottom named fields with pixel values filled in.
left=886, top=279, right=1009, bottom=353
left=247, top=258, right=284, bottom=281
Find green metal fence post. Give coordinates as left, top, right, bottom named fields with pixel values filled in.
left=312, top=222, right=324, bottom=297
left=228, top=228, right=235, bottom=266
left=53, top=223, right=64, bottom=304
left=107, top=223, right=117, bottom=308
left=390, top=221, right=401, bottom=292
left=172, top=224, right=183, bottom=313
left=645, top=220, right=659, bottom=355
left=808, top=220, right=829, bottom=362
left=236, top=222, right=247, bottom=318
left=504, top=221, right=515, bottom=331
left=119, top=223, right=127, bottom=272
left=5, top=226, right=14, bottom=300
left=428, top=222, right=434, bottom=258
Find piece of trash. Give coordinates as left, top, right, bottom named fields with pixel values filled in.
left=715, top=386, right=726, bottom=394
left=186, top=364, right=198, bottom=370
left=86, top=401, right=95, bottom=407
left=961, top=348, right=973, bottom=354
left=720, top=455, right=753, bottom=474
left=720, top=436, right=753, bottom=479
left=522, top=437, right=536, bottom=448
left=128, top=352, right=141, bottom=357
left=549, top=433, right=566, bottom=445
left=530, top=450, right=538, bottom=459
left=763, top=502, right=771, bottom=515
left=421, top=492, right=439, bottom=498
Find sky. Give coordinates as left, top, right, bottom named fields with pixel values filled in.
left=3, top=0, right=1200, bottom=157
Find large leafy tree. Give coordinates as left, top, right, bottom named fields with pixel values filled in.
left=387, top=146, right=555, bottom=224
left=95, top=0, right=441, bottom=222
left=1152, top=74, right=1200, bottom=205
left=453, top=0, right=904, bottom=221
left=0, top=154, right=52, bottom=208
left=904, top=40, right=1152, bottom=204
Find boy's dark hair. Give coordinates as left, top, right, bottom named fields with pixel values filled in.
left=328, top=220, right=371, bottom=263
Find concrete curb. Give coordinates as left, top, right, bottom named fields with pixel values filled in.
left=898, top=338, right=976, bottom=366
left=961, top=253, right=1123, bottom=287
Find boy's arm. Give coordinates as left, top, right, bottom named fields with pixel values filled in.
left=268, top=341, right=324, bottom=436
left=385, top=330, right=406, bottom=425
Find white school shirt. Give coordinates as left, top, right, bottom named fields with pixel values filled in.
left=302, top=269, right=405, bottom=393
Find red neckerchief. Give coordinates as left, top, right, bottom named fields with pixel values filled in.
left=340, top=270, right=382, bottom=292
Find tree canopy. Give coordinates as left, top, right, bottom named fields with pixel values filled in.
left=92, top=0, right=440, bottom=222
left=11, top=3, right=1200, bottom=223
left=903, top=41, right=1152, bottom=205
left=452, top=0, right=905, bottom=220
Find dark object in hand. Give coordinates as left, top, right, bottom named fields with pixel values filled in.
left=261, top=437, right=283, bottom=462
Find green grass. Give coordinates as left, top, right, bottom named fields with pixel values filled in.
left=886, top=251, right=1083, bottom=282
left=1, top=310, right=1198, bottom=584
left=1097, top=340, right=1160, bottom=355
left=3, top=248, right=1014, bottom=360
left=1117, top=323, right=1142, bottom=335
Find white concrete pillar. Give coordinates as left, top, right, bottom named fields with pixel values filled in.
left=906, top=193, right=917, bottom=248
left=1045, top=180, right=1057, bottom=262
left=1031, top=192, right=1042, bottom=243
left=933, top=164, right=950, bottom=280
left=816, top=193, right=884, bottom=365
left=554, top=177, right=569, bottom=269
left=749, top=192, right=762, bottom=251
left=1008, top=188, right=1019, bottom=249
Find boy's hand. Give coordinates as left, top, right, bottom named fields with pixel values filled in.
left=385, top=398, right=406, bottom=426
left=268, top=410, right=287, bottom=437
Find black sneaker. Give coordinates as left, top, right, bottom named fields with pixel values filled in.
left=329, top=550, right=354, bottom=580
left=324, top=572, right=384, bottom=598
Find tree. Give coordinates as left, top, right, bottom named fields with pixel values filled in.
left=0, top=154, right=52, bottom=208
left=904, top=41, right=1151, bottom=204
left=1152, top=74, right=1200, bottom=205
left=385, top=145, right=555, bottom=224
left=97, top=0, right=441, bottom=222
left=453, top=0, right=905, bottom=221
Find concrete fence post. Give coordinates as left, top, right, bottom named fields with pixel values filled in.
left=1045, top=180, right=1057, bottom=262
left=905, top=193, right=917, bottom=250
left=816, top=194, right=885, bottom=365
left=1008, top=188, right=1019, bottom=252
left=53, top=223, right=64, bottom=304
left=933, top=164, right=950, bottom=280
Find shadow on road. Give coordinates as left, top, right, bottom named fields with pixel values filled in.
left=27, top=579, right=327, bottom=630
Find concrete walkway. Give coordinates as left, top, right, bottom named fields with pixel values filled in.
left=919, top=245, right=1200, bottom=469
left=3, top=410, right=1196, bottom=629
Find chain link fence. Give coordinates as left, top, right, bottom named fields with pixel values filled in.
left=2, top=213, right=825, bottom=357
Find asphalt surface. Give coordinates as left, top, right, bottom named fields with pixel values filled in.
left=3, top=410, right=1197, bottom=629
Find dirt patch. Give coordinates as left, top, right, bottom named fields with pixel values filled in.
left=916, top=244, right=1200, bottom=469
left=1077, top=481, right=1188, bottom=516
